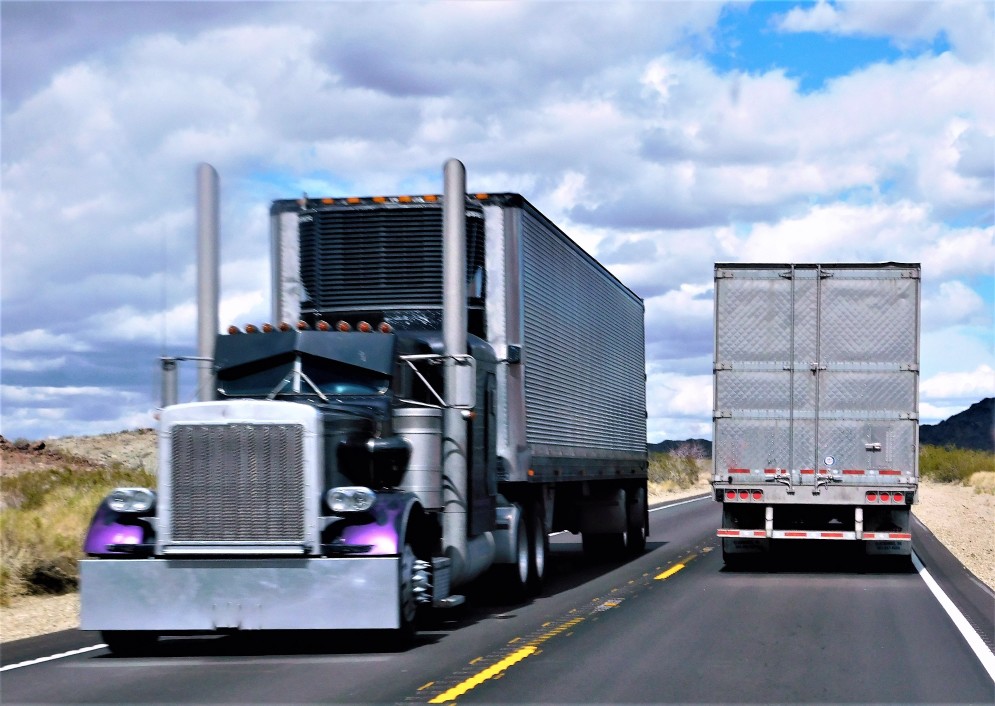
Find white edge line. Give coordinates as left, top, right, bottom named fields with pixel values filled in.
left=649, top=494, right=710, bottom=512
left=913, top=552, right=995, bottom=682
left=0, top=643, right=107, bottom=672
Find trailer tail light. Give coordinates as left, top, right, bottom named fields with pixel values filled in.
left=278, top=322, right=292, bottom=332
left=724, top=489, right=764, bottom=502
left=357, top=321, right=372, bottom=333
left=245, top=324, right=259, bottom=333
left=378, top=322, right=393, bottom=333
left=227, top=325, right=241, bottom=334
left=297, top=320, right=310, bottom=330
left=866, top=491, right=907, bottom=503
left=261, top=323, right=275, bottom=333
left=316, top=320, right=331, bottom=331
left=335, top=320, right=351, bottom=332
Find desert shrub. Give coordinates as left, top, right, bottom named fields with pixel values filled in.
left=0, top=464, right=155, bottom=606
left=919, top=445, right=994, bottom=484
left=648, top=452, right=701, bottom=490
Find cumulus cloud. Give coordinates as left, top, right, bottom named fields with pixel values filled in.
left=920, top=364, right=995, bottom=402
left=776, top=0, right=995, bottom=63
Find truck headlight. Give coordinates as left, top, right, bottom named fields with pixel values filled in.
left=326, top=486, right=376, bottom=513
left=107, top=487, right=156, bottom=513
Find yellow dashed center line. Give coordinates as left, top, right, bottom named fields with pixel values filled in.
left=419, top=548, right=705, bottom=702
left=427, top=646, right=538, bottom=703
left=655, top=553, right=697, bottom=580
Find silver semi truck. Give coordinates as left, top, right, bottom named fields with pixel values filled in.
left=711, top=263, right=921, bottom=563
left=81, top=161, right=647, bottom=652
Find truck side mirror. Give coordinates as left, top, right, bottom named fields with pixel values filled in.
left=449, top=357, right=476, bottom=410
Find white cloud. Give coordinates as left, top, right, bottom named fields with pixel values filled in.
left=777, top=0, right=995, bottom=63
left=920, top=364, right=995, bottom=401
left=922, top=281, right=990, bottom=329
left=2, top=329, right=94, bottom=353
left=2, top=356, right=68, bottom=373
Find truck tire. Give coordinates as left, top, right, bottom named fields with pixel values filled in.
left=625, top=487, right=647, bottom=556
left=396, top=543, right=418, bottom=644
left=526, top=502, right=548, bottom=595
left=101, top=630, right=157, bottom=656
left=499, top=511, right=531, bottom=601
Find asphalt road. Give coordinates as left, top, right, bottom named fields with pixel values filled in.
left=2, top=496, right=993, bottom=704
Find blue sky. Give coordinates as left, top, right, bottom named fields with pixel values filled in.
left=2, top=1, right=993, bottom=442
left=709, top=2, right=951, bottom=92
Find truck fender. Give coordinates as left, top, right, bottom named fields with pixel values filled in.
left=331, top=491, right=425, bottom=556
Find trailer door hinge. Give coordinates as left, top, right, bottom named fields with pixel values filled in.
left=714, top=362, right=733, bottom=371
left=714, top=410, right=732, bottom=419
left=899, top=412, right=919, bottom=421
left=899, top=363, right=919, bottom=372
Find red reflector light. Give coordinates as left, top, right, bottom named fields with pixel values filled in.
left=297, top=321, right=310, bottom=331
left=316, top=320, right=331, bottom=331
left=800, top=469, right=814, bottom=475
left=278, top=322, right=292, bottom=332
left=725, top=491, right=736, bottom=500
left=357, top=321, right=372, bottom=333
left=729, top=468, right=750, bottom=474
left=335, top=320, right=351, bottom=332
left=227, top=325, right=240, bottom=335
left=378, top=322, right=393, bottom=333
left=866, top=492, right=878, bottom=502
left=752, top=491, right=763, bottom=500
left=261, top=323, right=275, bottom=333
left=244, top=324, right=259, bottom=334
left=879, top=469, right=901, bottom=476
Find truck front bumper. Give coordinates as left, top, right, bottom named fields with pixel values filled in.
left=80, top=557, right=400, bottom=632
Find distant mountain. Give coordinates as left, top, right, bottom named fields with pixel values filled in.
left=920, top=398, right=994, bottom=453
left=647, top=438, right=712, bottom=458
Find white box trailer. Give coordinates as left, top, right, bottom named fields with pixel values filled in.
left=711, top=263, right=920, bottom=562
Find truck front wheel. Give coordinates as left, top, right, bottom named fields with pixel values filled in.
left=397, top=543, right=418, bottom=642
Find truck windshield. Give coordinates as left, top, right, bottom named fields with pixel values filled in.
left=218, top=359, right=389, bottom=398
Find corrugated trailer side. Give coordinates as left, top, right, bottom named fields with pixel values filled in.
left=483, top=196, right=646, bottom=484
left=713, top=263, right=920, bottom=559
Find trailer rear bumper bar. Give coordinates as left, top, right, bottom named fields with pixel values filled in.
left=80, top=557, right=401, bottom=632
left=717, top=529, right=911, bottom=541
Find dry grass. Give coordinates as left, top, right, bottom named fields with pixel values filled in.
left=0, top=463, right=154, bottom=606
left=967, top=471, right=995, bottom=494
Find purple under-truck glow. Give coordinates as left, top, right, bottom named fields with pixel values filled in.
left=337, top=496, right=405, bottom=555
left=83, top=502, right=146, bottom=555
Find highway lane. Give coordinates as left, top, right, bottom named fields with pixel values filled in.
left=2, top=496, right=992, bottom=704
left=0, top=496, right=715, bottom=704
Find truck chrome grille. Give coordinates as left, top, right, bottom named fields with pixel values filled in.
left=169, top=424, right=305, bottom=543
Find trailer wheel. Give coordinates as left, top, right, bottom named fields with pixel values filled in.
left=625, top=487, right=647, bottom=556
left=101, top=630, right=157, bottom=656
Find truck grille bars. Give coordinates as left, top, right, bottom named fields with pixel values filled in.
left=166, top=423, right=307, bottom=551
